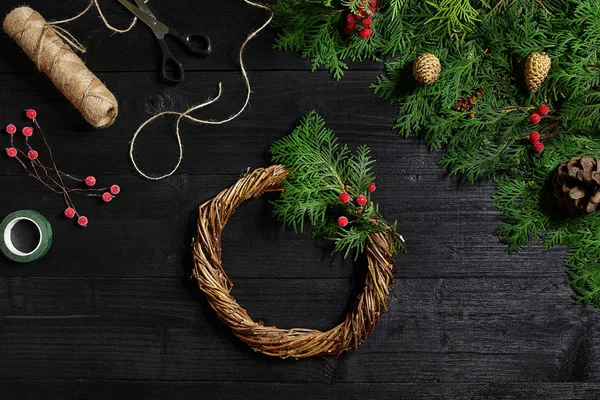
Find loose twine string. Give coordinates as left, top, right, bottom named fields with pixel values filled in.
left=128, top=1, right=274, bottom=180
left=60, top=0, right=274, bottom=180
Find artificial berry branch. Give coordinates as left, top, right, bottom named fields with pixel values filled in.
left=4, top=109, right=121, bottom=227
left=270, top=111, right=404, bottom=259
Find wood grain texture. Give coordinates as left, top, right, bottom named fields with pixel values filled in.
left=0, top=0, right=597, bottom=398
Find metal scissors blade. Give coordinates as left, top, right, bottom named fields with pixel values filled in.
left=118, top=0, right=169, bottom=37
left=134, top=0, right=157, bottom=20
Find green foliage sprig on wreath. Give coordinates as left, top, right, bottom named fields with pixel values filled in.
left=372, top=0, right=600, bottom=308
left=270, top=111, right=405, bottom=259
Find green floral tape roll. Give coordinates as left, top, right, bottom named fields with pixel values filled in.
left=0, top=210, right=52, bottom=263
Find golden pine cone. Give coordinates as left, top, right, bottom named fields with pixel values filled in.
left=413, top=53, right=441, bottom=86
left=552, top=156, right=600, bottom=213
left=525, top=52, right=551, bottom=94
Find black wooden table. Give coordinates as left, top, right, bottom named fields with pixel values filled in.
left=0, top=1, right=598, bottom=399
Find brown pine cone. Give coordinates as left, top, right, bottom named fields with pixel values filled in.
left=413, top=53, right=441, bottom=86
left=553, top=156, right=600, bottom=213
left=525, top=52, right=551, bottom=94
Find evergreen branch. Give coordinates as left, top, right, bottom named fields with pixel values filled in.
left=270, top=112, right=404, bottom=259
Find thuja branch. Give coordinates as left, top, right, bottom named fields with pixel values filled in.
left=270, top=111, right=404, bottom=258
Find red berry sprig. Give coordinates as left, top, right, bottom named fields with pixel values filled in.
left=342, top=0, right=376, bottom=39
left=356, top=194, right=367, bottom=206
left=25, top=109, right=37, bottom=120
left=523, top=105, right=554, bottom=153
left=5, top=124, right=16, bottom=135
left=77, top=216, right=89, bottom=227
left=6, top=147, right=17, bottom=158
left=528, top=131, right=540, bottom=144
left=529, top=113, right=541, bottom=125
left=533, top=142, right=544, bottom=153
left=336, top=182, right=377, bottom=229
left=22, top=127, right=33, bottom=137
left=64, top=207, right=76, bottom=219
left=4, top=109, right=122, bottom=228
left=339, top=192, right=351, bottom=203
left=27, top=150, right=39, bottom=160
left=102, top=192, right=113, bottom=203
left=85, top=176, right=97, bottom=187
left=528, top=131, right=544, bottom=153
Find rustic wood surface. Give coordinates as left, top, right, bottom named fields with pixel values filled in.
left=0, top=1, right=598, bottom=399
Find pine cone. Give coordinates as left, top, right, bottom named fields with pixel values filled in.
left=553, top=156, right=600, bottom=213
left=525, top=52, right=551, bottom=94
left=413, top=53, right=441, bottom=86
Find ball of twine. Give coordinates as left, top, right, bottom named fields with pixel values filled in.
left=192, top=165, right=396, bottom=359
left=3, top=7, right=118, bottom=128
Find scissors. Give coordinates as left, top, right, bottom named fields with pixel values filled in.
left=118, top=0, right=212, bottom=84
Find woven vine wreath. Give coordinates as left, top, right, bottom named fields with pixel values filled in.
left=192, top=112, right=405, bottom=359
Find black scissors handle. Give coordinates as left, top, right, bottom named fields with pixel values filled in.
left=156, top=38, right=185, bottom=84
left=168, top=29, right=212, bottom=57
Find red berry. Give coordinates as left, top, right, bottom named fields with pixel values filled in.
left=338, top=216, right=349, bottom=228
left=538, top=105, right=549, bottom=116
left=102, top=192, right=113, bottom=203
left=27, top=150, right=38, bottom=160
left=529, top=113, right=541, bottom=125
left=343, top=25, right=355, bottom=35
left=77, top=216, right=88, bottom=227
left=533, top=142, right=545, bottom=153
left=362, top=17, right=372, bottom=27
left=339, top=192, right=350, bottom=203
left=529, top=131, right=540, bottom=144
left=353, top=14, right=362, bottom=20
left=25, top=109, right=37, bottom=120
left=64, top=207, right=76, bottom=219
left=356, top=195, right=367, bottom=206
left=358, top=28, right=372, bottom=39
left=346, top=14, right=355, bottom=23
left=110, top=185, right=121, bottom=195
left=85, top=176, right=96, bottom=187
left=6, top=147, right=17, bottom=158
left=5, top=124, right=16, bottom=135
left=22, top=127, right=33, bottom=137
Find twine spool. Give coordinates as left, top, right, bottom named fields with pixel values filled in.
left=3, top=7, right=118, bottom=128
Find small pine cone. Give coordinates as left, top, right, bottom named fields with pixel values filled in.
left=525, top=52, right=551, bottom=94
left=413, top=53, right=441, bottom=86
left=552, top=156, right=600, bottom=213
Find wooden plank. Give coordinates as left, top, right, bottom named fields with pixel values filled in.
left=0, top=277, right=597, bottom=383
left=2, top=380, right=600, bottom=400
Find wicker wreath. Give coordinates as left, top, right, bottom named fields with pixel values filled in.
left=192, top=165, right=396, bottom=359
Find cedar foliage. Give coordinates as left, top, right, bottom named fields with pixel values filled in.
left=274, top=0, right=600, bottom=308
left=270, top=111, right=405, bottom=259
left=272, top=0, right=483, bottom=79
